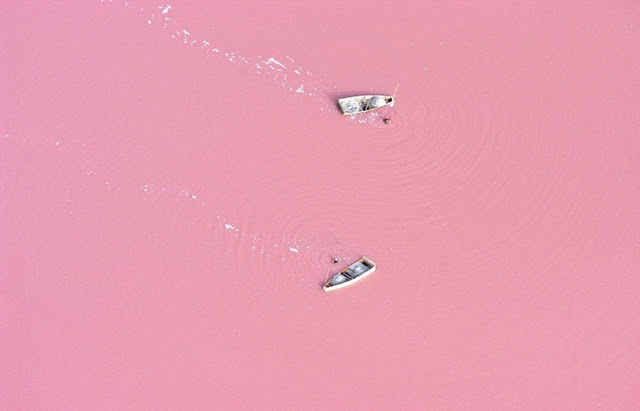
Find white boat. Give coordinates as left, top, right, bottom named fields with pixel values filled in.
left=323, top=257, right=377, bottom=291
left=338, top=95, right=394, bottom=115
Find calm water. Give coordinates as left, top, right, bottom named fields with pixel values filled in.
left=2, top=1, right=639, bottom=408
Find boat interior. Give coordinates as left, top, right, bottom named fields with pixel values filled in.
left=341, top=261, right=373, bottom=279
left=326, top=258, right=376, bottom=287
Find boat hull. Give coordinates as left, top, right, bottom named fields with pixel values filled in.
left=338, top=95, right=394, bottom=115
left=323, top=257, right=377, bottom=291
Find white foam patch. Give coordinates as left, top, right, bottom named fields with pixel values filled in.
left=266, top=57, right=286, bottom=69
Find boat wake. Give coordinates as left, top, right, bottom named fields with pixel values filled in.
left=99, top=0, right=337, bottom=113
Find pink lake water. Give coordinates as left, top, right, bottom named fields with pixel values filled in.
left=2, top=1, right=639, bottom=408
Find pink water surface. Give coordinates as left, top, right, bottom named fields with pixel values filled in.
left=2, top=1, right=639, bottom=408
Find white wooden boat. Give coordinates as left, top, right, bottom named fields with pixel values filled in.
left=338, top=95, right=394, bottom=115
left=323, top=257, right=376, bottom=292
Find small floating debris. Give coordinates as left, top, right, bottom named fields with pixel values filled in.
left=323, top=257, right=376, bottom=292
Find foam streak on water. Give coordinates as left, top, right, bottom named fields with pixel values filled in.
left=100, top=0, right=335, bottom=111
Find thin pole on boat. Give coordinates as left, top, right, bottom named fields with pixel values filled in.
left=323, top=266, right=331, bottom=285
left=325, top=236, right=341, bottom=284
